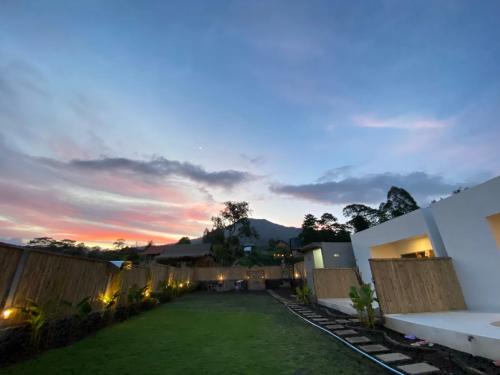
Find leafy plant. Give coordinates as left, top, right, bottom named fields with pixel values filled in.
left=62, top=296, right=93, bottom=318
left=103, top=291, right=121, bottom=310
left=127, top=284, right=148, bottom=304
left=295, top=285, right=312, bottom=304
left=349, top=284, right=377, bottom=328
left=20, top=299, right=46, bottom=347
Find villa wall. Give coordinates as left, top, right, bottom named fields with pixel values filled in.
left=351, top=209, right=447, bottom=284
left=430, top=176, right=500, bottom=312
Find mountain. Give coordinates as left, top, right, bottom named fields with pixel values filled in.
left=245, top=218, right=301, bottom=245
left=192, top=218, right=302, bottom=247
left=192, top=218, right=301, bottom=246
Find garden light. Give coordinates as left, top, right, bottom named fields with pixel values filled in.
left=2, top=308, right=13, bottom=319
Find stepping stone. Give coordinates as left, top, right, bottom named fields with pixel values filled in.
left=397, top=363, right=440, bottom=374
left=359, top=344, right=389, bottom=353
left=318, top=321, right=335, bottom=325
left=349, top=318, right=360, bottom=323
left=376, top=353, right=411, bottom=363
left=333, top=329, right=358, bottom=336
left=336, top=319, right=351, bottom=323
left=345, top=336, right=370, bottom=344
left=312, top=318, right=329, bottom=322
left=325, top=324, right=344, bottom=330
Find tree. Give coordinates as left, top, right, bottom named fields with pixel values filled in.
left=343, top=204, right=380, bottom=232
left=205, top=201, right=258, bottom=265
left=299, top=213, right=351, bottom=244
left=113, top=238, right=126, bottom=250
left=27, top=237, right=57, bottom=248
left=298, top=214, right=319, bottom=245
left=379, top=186, right=419, bottom=220
left=177, top=237, right=191, bottom=245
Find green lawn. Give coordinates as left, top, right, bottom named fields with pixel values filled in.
left=1, top=292, right=383, bottom=375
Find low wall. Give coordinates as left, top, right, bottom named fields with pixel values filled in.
left=369, top=257, right=467, bottom=314
left=312, top=268, right=360, bottom=299
left=192, top=265, right=286, bottom=281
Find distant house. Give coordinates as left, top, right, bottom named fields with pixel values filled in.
left=300, top=242, right=355, bottom=291
left=142, top=245, right=165, bottom=262
left=154, top=243, right=215, bottom=267
left=242, top=244, right=256, bottom=254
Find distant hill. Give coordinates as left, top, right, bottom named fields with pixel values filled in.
left=244, top=218, right=301, bottom=245
left=193, top=218, right=301, bottom=246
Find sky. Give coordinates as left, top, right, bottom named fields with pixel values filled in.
left=1, top=0, right=500, bottom=247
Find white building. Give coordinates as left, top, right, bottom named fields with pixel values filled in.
left=301, top=242, right=355, bottom=291
left=351, top=175, right=500, bottom=312
left=350, top=175, right=500, bottom=360
left=429, top=176, right=500, bottom=312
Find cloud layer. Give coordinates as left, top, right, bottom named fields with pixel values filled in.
left=70, top=157, right=254, bottom=188
left=271, top=172, right=462, bottom=205
left=0, top=138, right=255, bottom=246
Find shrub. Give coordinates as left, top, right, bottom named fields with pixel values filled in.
left=140, top=298, right=158, bottom=311
left=127, top=284, right=148, bottom=304
left=114, top=306, right=129, bottom=322
left=349, top=284, right=377, bottom=328
left=19, top=299, right=46, bottom=348
left=295, top=285, right=312, bottom=304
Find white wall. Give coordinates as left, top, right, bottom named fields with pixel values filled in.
left=303, top=242, right=355, bottom=293
left=430, top=176, right=500, bottom=312
left=351, top=208, right=447, bottom=284
left=304, top=251, right=316, bottom=290
left=321, top=242, right=355, bottom=268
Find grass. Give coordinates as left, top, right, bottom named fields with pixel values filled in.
left=1, top=292, right=383, bottom=375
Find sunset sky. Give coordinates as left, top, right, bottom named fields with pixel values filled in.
left=1, top=1, right=500, bottom=247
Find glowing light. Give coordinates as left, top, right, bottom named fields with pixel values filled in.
left=2, top=309, right=13, bottom=319
left=294, top=273, right=300, bottom=278
left=144, top=289, right=151, bottom=297
left=179, top=283, right=184, bottom=288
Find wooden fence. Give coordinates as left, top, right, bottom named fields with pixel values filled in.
left=0, top=245, right=23, bottom=307
left=193, top=265, right=286, bottom=281
left=312, top=268, right=360, bottom=299
left=0, top=244, right=191, bottom=325
left=0, top=243, right=293, bottom=326
left=293, top=261, right=305, bottom=279
left=369, top=257, right=467, bottom=314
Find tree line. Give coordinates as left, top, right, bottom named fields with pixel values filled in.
left=299, top=186, right=419, bottom=245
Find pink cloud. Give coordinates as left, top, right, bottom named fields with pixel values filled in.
left=353, top=114, right=451, bottom=130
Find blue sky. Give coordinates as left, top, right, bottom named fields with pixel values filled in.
left=1, top=0, right=499, bottom=245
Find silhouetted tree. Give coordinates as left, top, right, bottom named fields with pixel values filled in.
left=299, top=213, right=351, bottom=245
left=204, top=201, right=258, bottom=265
left=177, top=237, right=191, bottom=245
left=113, top=238, right=126, bottom=250
left=343, top=204, right=380, bottom=232
left=379, top=186, right=419, bottom=220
